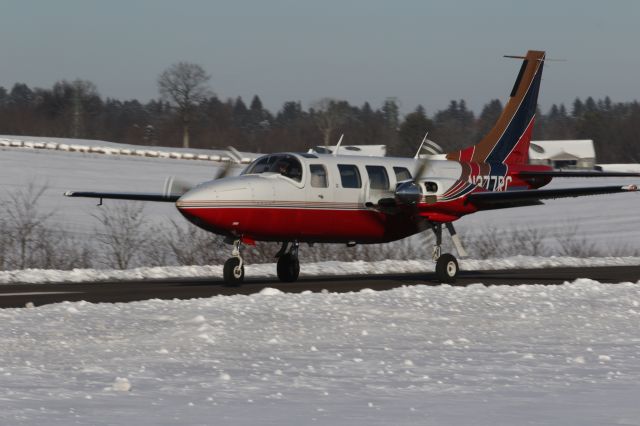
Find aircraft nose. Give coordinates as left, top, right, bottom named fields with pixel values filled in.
left=176, top=184, right=211, bottom=205
left=175, top=180, right=253, bottom=235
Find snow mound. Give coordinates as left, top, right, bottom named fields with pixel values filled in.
left=1, top=279, right=640, bottom=425
left=259, top=287, right=283, bottom=296
left=110, top=377, right=131, bottom=392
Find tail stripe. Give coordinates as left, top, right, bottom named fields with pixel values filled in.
left=446, top=50, right=545, bottom=166
left=485, top=59, right=543, bottom=163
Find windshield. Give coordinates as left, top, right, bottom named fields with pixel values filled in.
left=242, top=154, right=303, bottom=182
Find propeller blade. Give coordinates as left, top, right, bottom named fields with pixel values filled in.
left=214, top=161, right=235, bottom=180
left=412, top=159, right=430, bottom=182
left=227, top=146, right=243, bottom=164
left=382, top=158, right=431, bottom=207
left=163, top=176, right=195, bottom=197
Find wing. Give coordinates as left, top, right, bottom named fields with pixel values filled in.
left=467, top=184, right=638, bottom=210
left=516, top=170, right=640, bottom=178
left=64, top=191, right=180, bottom=202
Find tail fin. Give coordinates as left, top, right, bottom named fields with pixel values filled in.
left=446, top=50, right=545, bottom=165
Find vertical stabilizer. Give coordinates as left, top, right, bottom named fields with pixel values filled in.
left=446, top=50, right=545, bottom=165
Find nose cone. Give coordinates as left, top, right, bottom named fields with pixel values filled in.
left=177, top=178, right=250, bottom=205
left=175, top=178, right=253, bottom=235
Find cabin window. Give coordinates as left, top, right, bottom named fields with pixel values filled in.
left=309, top=164, right=328, bottom=188
left=243, top=154, right=303, bottom=182
left=338, top=164, right=361, bottom=188
left=393, top=167, right=412, bottom=182
left=365, top=165, right=390, bottom=190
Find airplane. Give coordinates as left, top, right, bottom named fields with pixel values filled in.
left=65, top=50, right=639, bottom=284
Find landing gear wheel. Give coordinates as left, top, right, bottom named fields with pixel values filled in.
left=435, top=253, right=458, bottom=283
left=277, top=253, right=300, bottom=282
left=223, top=257, right=244, bottom=285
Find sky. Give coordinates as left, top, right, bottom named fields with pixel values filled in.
left=0, top=0, right=638, bottom=115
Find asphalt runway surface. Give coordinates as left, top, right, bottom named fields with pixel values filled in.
left=1, top=265, right=639, bottom=309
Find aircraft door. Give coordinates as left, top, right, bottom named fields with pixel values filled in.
left=304, top=163, right=333, bottom=238
left=364, top=165, right=393, bottom=204
left=306, top=164, right=332, bottom=204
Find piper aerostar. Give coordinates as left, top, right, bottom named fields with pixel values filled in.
left=66, top=50, right=639, bottom=284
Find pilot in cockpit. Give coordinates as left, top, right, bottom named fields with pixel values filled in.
left=277, top=161, right=290, bottom=177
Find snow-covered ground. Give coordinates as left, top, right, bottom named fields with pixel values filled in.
left=2, top=280, right=640, bottom=425
left=2, top=256, right=640, bottom=285
left=2, top=136, right=640, bottom=425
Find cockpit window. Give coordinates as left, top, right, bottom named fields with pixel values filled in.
left=243, top=154, right=303, bottom=182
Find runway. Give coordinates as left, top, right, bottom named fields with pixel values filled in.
left=0, top=265, right=639, bottom=309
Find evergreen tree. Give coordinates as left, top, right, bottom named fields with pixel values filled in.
left=381, top=98, right=400, bottom=130
left=475, top=99, right=502, bottom=142
left=396, top=105, right=434, bottom=157
left=9, top=83, right=34, bottom=107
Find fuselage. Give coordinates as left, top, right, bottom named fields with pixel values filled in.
left=175, top=152, right=552, bottom=244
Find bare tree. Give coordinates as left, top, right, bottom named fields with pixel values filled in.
left=162, top=221, right=226, bottom=266
left=158, top=62, right=212, bottom=148
left=555, top=225, right=601, bottom=258
left=70, top=79, right=99, bottom=138
left=93, top=202, right=148, bottom=269
left=0, top=184, right=93, bottom=270
left=3, top=183, right=52, bottom=269
left=511, top=226, right=549, bottom=256
left=311, top=98, right=351, bottom=147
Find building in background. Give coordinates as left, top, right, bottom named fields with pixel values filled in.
left=310, top=140, right=598, bottom=170
left=309, top=145, right=387, bottom=157
left=529, top=140, right=595, bottom=169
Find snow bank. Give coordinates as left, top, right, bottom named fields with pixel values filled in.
left=1, top=279, right=640, bottom=425
left=2, top=255, right=640, bottom=285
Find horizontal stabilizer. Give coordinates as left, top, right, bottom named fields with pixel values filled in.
left=64, top=191, right=180, bottom=202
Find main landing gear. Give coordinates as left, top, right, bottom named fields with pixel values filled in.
left=223, top=239, right=301, bottom=285
left=276, top=241, right=300, bottom=282
left=431, top=222, right=467, bottom=284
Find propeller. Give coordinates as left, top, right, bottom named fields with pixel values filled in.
left=162, top=146, right=242, bottom=197
left=369, top=158, right=432, bottom=212
left=163, top=176, right=195, bottom=197
left=394, top=158, right=431, bottom=205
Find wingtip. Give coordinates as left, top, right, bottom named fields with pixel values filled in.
left=622, top=184, right=638, bottom=191
left=63, top=191, right=74, bottom=197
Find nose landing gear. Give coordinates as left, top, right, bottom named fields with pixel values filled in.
left=276, top=241, right=300, bottom=282
left=223, top=239, right=245, bottom=285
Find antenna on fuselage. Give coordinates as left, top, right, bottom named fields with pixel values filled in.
left=414, top=132, right=443, bottom=158
left=332, top=134, right=344, bottom=157
left=414, top=132, right=429, bottom=159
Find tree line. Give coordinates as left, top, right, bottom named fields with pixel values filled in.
left=0, top=62, right=638, bottom=163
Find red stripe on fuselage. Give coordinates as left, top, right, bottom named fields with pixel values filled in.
left=179, top=207, right=429, bottom=243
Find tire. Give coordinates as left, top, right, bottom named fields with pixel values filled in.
left=435, top=253, right=458, bottom=283
left=223, top=257, right=244, bottom=285
left=277, top=253, right=300, bottom=282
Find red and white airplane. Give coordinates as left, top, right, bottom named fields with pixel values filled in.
left=66, top=50, right=639, bottom=284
